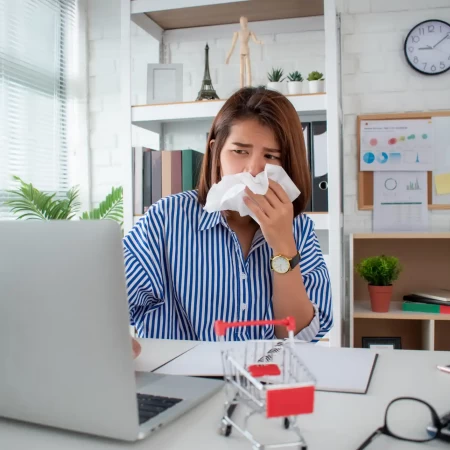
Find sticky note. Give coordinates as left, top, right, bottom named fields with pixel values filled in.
left=435, top=173, right=450, bottom=195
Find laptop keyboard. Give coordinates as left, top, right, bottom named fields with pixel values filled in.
left=137, top=393, right=183, bottom=425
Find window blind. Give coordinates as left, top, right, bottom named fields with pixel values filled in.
left=0, top=0, right=77, bottom=218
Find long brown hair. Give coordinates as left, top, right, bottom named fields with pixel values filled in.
left=197, top=87, right=311, bottom=217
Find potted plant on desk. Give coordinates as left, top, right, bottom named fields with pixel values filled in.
left=355, top=255, right=402, bottom=312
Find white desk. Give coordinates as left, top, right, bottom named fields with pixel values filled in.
left=1, top=339, right=449, bottom=450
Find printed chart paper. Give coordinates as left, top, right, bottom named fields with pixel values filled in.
left=360, top=119, right=433, bottom=171
left=432, top=116, right=450, bottom=204
left=373, top=171, right=428, bottom=232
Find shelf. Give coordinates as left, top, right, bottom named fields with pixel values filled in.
left=131, top=0, right=324, bottom=29
left=352, top=232, right=450, bottom=240
left=134, top=212, right=329, bottom=229
left=354, top=301, right=450, bottom=321
left=131, top=94, right=326, bottom=130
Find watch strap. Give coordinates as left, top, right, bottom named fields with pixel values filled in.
left=289, top=252, right=300, bottom=270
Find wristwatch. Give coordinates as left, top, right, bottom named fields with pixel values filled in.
left=270, top=251, right=300, bottom=274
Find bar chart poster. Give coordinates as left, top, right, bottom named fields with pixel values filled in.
left=360, top=119, right=433, bottom=171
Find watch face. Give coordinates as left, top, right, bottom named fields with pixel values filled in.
left=404, top=20, right=450, bottom=75
left=272, top=256, right=290, bottom=274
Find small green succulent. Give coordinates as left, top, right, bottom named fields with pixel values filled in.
left=287, top=71, right=303, bottom=82
left=267, top=67, right=285, bottom=82
left=307, top=71, right=324, bottom=81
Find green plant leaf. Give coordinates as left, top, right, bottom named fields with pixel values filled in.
left=80, top=186, right=123, bottom=225
left=4, top=175, right=79, bottom=220
left=267, top=67, right=285, bottom=82
left=287, top=71, right=303, bottom=82
left=307, top=71, right=324, bottom=81
left=355, top=255, right=402, bottom=286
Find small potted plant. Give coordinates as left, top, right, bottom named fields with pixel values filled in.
left=307, top=71, right=325, bottom=94
left=287, top=71, right=303, bottom=95
left=355, top=255, right=402, bottom=312
left=267, top=67, right=285, bottom=93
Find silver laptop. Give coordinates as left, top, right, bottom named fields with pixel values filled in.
left=0, top=220, right=223, bottom=441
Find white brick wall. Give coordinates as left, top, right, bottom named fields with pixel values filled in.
left=87, top=0, right=159, bottom=205
left=340, top=0, right=450, bottom=234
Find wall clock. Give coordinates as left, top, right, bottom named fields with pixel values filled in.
left=404, top=19, right=450, bottom=75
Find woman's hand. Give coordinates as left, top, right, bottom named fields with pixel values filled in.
left=132, top=337, right=141, bottom=359
left=243, top=179, right=297, bottom=255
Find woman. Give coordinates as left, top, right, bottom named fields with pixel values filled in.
left=124, top=86, right=332, bottom=347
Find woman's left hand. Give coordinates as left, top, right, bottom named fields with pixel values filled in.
left=243, top=179, right=297, bottom=255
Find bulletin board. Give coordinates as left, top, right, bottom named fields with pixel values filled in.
left=357, top=111, right=450, bottom=210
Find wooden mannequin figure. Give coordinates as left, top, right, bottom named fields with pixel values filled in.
left=225, top=16, right=263, bottom=88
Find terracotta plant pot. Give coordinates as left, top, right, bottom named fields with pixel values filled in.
left=368, top=285, right=393, bottom=312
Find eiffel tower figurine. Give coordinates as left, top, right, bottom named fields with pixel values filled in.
left=196, top=43, right=219, bottom=101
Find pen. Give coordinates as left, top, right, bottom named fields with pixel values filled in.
left=437, top=365, right=450, bottom=374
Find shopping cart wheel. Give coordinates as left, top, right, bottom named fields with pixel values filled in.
left=218, top=422, right=232, bottom=437
left=283, top=417, right=290, bottom=429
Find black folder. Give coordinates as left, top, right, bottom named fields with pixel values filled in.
left=311, top=121, right=328, bottom=212
left=302, top=122, right=312, bottom=212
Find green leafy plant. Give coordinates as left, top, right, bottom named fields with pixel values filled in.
left=355, top=255, right=402, bottom=286
left=267, top=67, right=285, bottom=82
left=287, top=71, right=303, bottom=82
left=307, top=71, right=324, bottom=81
left=4, top=175, right=123, bottom=225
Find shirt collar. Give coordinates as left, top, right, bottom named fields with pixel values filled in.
left=198, top=209, right=222, bottom=231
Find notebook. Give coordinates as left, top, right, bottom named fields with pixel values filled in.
left=153, top=341, right=378, bottom=395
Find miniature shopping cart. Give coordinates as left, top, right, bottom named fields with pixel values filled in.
left=214, top=317, right=316, bottom=450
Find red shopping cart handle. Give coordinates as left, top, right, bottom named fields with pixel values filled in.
left=214, top=317, right=296, bottom=337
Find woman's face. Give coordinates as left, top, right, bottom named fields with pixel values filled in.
left=217, top=118, right=282, bottom=178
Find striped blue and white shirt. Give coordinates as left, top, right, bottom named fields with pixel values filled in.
left=123, top=190, right=333, bottom=342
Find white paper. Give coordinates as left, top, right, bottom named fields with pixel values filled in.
left=373, top=171, right=429, bottom=232
left=432, top=116, right=450, bottom=205
left=360, top=119, right=433, bottom=171
left=154, top=341, right=378, bottom=394
left=203, top=164, right=300, bottom=225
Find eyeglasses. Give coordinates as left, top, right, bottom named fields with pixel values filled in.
left=356, top=397, right=448, bottom=450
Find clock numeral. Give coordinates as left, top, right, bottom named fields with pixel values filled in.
left=413, top=56, right=419, bottom=64
left=408, top=46, right=414, bottom=53
left=422, top=63, right=427, bottom=70
left=440, top=62, right=446, bottom=69
left=412, top=36, right=420, bottom=43
left=431, top=64, right=437, bottom=72
left=428, top=25, right=435, bottom=33
left=418, top=27, right=425, bottom=35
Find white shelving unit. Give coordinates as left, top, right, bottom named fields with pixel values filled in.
left=121, top=0, right=344, bottom=347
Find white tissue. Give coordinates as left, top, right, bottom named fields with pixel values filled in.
left=203, top=164, right=301, bottom=225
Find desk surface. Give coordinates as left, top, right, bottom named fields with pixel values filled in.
left=1, top=339, right=450, bottom=450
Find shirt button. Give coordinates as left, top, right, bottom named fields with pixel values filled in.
left=240, top=273, right=247, bottom=280
left=241, top=303, right=247, bottom=311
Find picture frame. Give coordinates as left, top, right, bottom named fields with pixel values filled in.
left=146, top=64, right=183, bottom=104
left=362, top=337, right=402, bottom=350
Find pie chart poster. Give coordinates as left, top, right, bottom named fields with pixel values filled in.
left=360, top=119, right=433, bottom=171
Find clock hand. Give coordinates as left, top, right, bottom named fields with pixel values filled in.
left=418, top=45, right=432, bottom=50
left=432, top=32, right=450, bottom=49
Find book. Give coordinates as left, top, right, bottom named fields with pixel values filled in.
left=143, top=148, right=152, bottom=212
left=171, top=151, right=182, bottom=195
left=411, top=289, right=450, bottom=302
left=153, top=341, right=378, bottom=395
left=402, top=301, right=450, bottom=314
left=151, top=151, right=162, bottom=204
left=403, top=294, right=450, bottom=306
left=161, top=151, right=172, bottom=198
left=182, top=149, right=204, bottom=191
